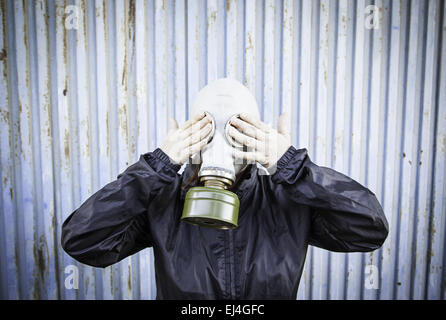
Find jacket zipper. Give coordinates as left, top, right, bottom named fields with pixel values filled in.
left=228, top=229, right=236, bottom=299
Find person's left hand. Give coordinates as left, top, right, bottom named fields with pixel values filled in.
left=227, top=113, right=292, bottom=171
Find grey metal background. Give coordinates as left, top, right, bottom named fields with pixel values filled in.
left=0, top=0, right=445, bottom=300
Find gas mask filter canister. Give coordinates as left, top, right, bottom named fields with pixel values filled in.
left=181, top=78, right=260, bottom=229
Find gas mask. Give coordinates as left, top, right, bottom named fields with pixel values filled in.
left=181, top=78, right=260, bottom=229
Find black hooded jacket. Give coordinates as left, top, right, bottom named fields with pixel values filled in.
left=61, top=146, right=389, bottom=299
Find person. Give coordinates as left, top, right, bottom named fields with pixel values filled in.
left=61, top=78, right=389, bottom=299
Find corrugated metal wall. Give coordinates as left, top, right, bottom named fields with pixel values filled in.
left=0, top=0, right=445, bottom=300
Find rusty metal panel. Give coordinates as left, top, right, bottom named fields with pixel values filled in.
left=0, top=0, right=445, bottom=300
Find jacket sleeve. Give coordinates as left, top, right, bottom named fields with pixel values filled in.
left=61, top=148, right=181, bottom=268
left=271, top=146, right=389, bottom=252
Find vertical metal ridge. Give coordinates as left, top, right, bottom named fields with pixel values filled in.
left=431, top=0, right=446, bottom=300
left=0, top=0, right=7, bottom=297
left=116, top=0, right=132, bottom=300
left=184, top=0, right=189, bottom=119
left=275, top=0, right=283, bottom=118
left=395, top=1, right=413, bottom=299
left=135, top=0, right=148, bottom=300
left=222, top=0, right=227, bottom=78
left=107, top=0, right=121, bottom=299
left=379, top=0, right=392, bottom=301
left=292, top=0, right=301, bottom=150
left=393, top=0, right=410, bottom=300
left=0, top=0, right=14, bottom=300
left=32, top=0, right=59, bottom=300
left=166, top=0, right=175, bottom=122
left=427, top=0, right=446, bottom=300
left=147, top=0, right=156, bottom=150
left=348, top=0, right=365, bottom=300
left=76, top=0, right=96, bottom=299
left=201, top=0, right=208, bottom=87
left=344, top=0, right=357, bottom=299
left=186, top=0, right=198, bottom=122
left=310, top=0, right=319, bottom=162
left=238, top=0, right=244, bottom=85
left=360, top=1, right=373, bottom=300
left=65, top=0, right=84, bottom=300
left=206, top=0, right=218, bottom=83
left=330, top=0, right=349, bottom=300
left=43, top=0, right=61, bottom=300
left=255, top=0, right=264, bottom=118
left=13, top=0, right=38, bottom=300
left=307, top=0, right=319, bottom=300
left=290, top=1, right=312, bottom=299
left=441, top=57, right=446, bottom=295
left=314, top=0, right=332, bottom=299
left=128, top=0, right=139, bottom=300
left=52, top=0, right=72, bottom=300
left=326, top=0, right=338, bottom=299
left=147, top=0, right=157, bottom=298
left=423, top=0, right=442, bottom=299
left=85, top=0, right=103, bottom=300
left=263, top=0, right=276, bottom=125
left=0, top=0, right=20, bottom=300
left=26, top=0, right=44, bottom=300
left=411, top=0, right=431, bottom=299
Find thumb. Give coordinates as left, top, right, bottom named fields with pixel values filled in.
left=277, top=113, right=290, bottom=136
left=169, top=117, right=179, bottom=131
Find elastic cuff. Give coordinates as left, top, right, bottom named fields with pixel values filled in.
left=276, top=146, right=300, bottom=172
left=149, top=148, right=182, bottom=172
left=271, top=145, right=308, bottom=185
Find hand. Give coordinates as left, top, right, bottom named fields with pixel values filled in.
left=227, top=113, right=292, bottom=170
left=160, top=112, right=213, bottom=165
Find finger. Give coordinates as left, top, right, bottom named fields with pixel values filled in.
left=230, top=118, right=265, bottom=141
left=181, top=115, right=213, bottom=140
left=196, top=113, right=213, bottom=129
left=227, top=126, right=265, bottom=152
left=277, top=113, right=290, bottom=136
left=233, top=149, right=268, bottom=165
left=179, top=112, right=207, bottom=131
left=168, top=117, right=179, bottom=132
left=181, top=137, right=208, bottom=160
left=180, top=113, right=212, bottom=139
left=185, top=122, right=213, bottom=146
left=239, top=113, right=270, bottom=132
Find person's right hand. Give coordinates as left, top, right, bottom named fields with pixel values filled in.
left=160, top=112, right=213, bottom=165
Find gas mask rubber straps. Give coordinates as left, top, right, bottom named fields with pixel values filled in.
left=181, top=78, right=261, bottom=230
